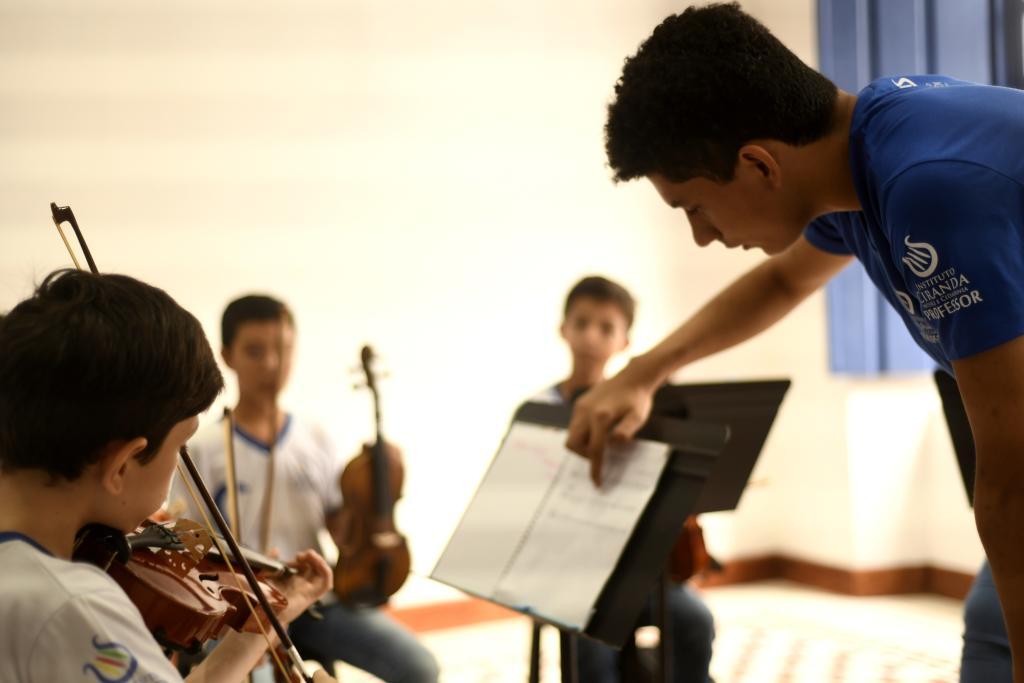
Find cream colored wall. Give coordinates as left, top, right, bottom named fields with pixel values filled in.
left=0, top=0, right=983, bottom=607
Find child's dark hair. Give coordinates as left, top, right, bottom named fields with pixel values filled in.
left=0, top=270, right=223, bottom=481
left=564, top=276, right=635, bottom=329
left=605, top=2, right=838, bottom=183
left=221, top=294, right=295, bottom=348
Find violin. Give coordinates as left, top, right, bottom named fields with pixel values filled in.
left=333, top=345, right=411, bottom=606
left=668, top=516, right=719, bottom=583
left=73, top=519, right=291, bottom=653
left=50, top=203, right=313, bottom=683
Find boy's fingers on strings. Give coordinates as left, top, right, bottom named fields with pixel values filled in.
left=306, top=551, right=332, bottom=587
left=291, top=550, right=332, bottom=586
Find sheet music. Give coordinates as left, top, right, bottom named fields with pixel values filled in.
left=432, top=421, right=670, bottom=629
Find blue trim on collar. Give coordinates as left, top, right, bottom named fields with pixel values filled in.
left=232, top=414, right=292, bottom=454
left=0, top=531, right=53, bottom=556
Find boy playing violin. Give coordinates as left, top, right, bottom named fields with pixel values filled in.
left=167, top=294, right=439, bottom=683
left=534, top=276, right=716, bottom=683
left=0, top=270, right=337, bottom=683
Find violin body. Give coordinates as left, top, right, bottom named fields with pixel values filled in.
left=333, top=441, right=411, bottom=605
left=74, top=519, right=287, bottom=653
left=668, top=516, right=714, bottom=584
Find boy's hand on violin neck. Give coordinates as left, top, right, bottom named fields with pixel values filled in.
left=565, top=358, right=658, bottom=487
left=273, top=549, right=333, bottom=623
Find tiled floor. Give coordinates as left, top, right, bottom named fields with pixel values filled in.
left=332, top=581, right=965, bottom=682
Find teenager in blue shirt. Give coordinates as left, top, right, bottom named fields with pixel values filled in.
left=565, top=4, right=1023, bottom=681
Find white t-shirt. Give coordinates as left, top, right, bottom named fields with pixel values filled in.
left=169, top=414, right=346, bottom=561
left=0, top=532, right=183, bottom=683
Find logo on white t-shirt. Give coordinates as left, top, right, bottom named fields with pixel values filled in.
left=82, top=636, right=138, bottom=683
left=901, top=236, right=939, bottom=277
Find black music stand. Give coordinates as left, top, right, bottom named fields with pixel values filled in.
left=652, top=379, right=792, bottom=514
left=932, top=369, right=976, bottom=506
left=431, top=401, right=730, bottom=683
left=530, top=379, right=791, bottom=682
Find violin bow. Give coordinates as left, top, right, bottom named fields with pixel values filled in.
left=49, top=203, right=312, bottom=683
left=223, top=406, right=242, bottom=539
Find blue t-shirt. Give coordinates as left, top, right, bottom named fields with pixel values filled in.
left=804, top=75, right=1024, bottom=373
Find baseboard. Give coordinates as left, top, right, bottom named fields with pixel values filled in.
left=385, top=597, right=520, bottom=633
left=925, top=565, right=976, bottom=599
left=695, top=554, right=974, bottom=599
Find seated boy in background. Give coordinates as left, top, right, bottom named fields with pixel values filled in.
left=0, top=270, right=335, bottom=683
left=535, top=275, right=716, bottom=683
left=168, top=294, right=439, bottom=683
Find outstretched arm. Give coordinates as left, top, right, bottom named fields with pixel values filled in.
left=566, top=235, right=851, bottom=483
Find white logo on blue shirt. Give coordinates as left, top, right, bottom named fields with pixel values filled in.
left=892, top=77, right=917, bottom=89
left=901, top=236, right=939, bottom=277
left=895, top=291, right=915, bottom=314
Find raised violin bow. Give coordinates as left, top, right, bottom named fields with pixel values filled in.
left=50, top=203, right=98, bottom=273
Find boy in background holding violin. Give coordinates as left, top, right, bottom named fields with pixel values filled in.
left=0, top=270, right=336, bottom=683
left=534, top=276, right=716, bottom=683
left=167, top=294, right=439, bottom=683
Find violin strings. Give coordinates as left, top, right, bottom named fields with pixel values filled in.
left=175, top=460, right=295, bottom=681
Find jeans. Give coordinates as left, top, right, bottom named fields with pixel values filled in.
left=960, top=559, right=1011, bottom=683
left=289, top=601, right=439, bottom=683
left=576, top=583, right=715, bottom=683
